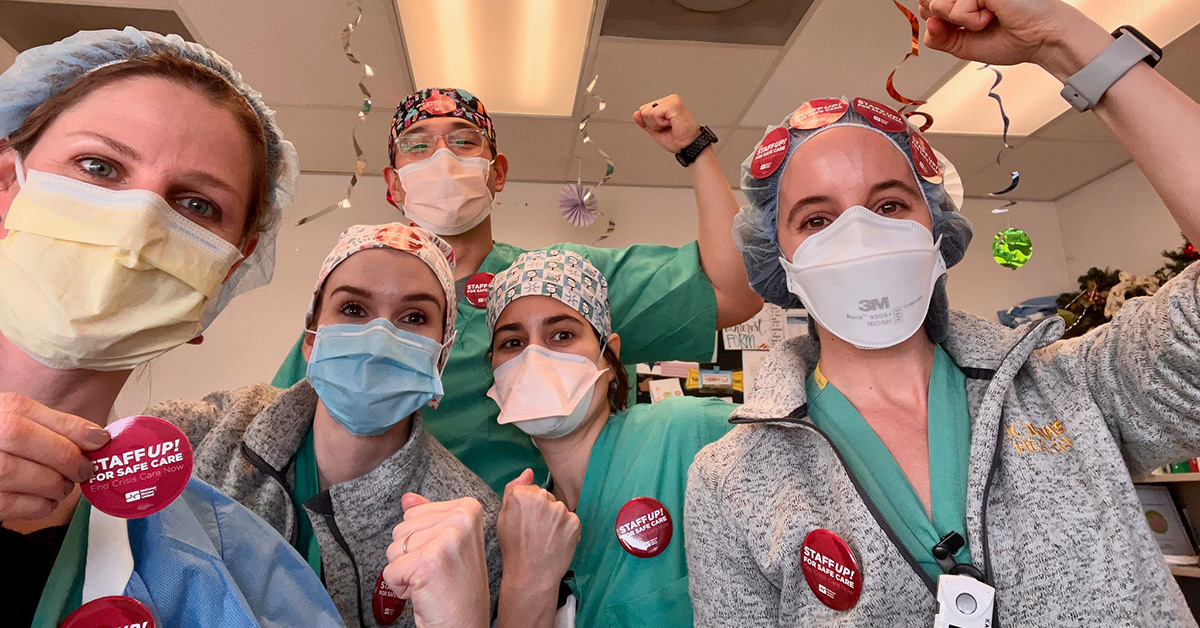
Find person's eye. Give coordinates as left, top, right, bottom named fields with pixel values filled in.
left=339, top=303, right=367, bottom=318
left=499, top=337, right=524, bottom=350
left=876, top=201, right=906, bottom=216
left=802, top=215, right=830, bottom=231
left=399, top=311, right=428, bottom=326
left=77, top=157, right=117, bottom=180
left=551, top=330, right=575, bottom=343
left=177, top=197, right=218, bottom=220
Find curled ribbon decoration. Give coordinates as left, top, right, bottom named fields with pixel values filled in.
left=980, top=65, right=1020, bottom=208
left=886, top=0, right=934, bottom=131
left=573, top=75, right=616, bottom=243
left=297, top=0, right=375, bottom=226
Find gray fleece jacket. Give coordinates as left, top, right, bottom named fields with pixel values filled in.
left=149, top=381, right=502, bottom=628
left=686, top=263, right=1200, bottom=627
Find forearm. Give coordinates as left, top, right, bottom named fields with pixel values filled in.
left=691, top=147, right=763, bottom=328
left=1041, top=9, right=1200, bottom=243
left=494, top=574, right=558, bottom=628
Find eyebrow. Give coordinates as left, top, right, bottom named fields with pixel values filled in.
left=67, top=131, right=141, bottom=160
left=869, top=178, right=921, bottom=197
left=402, top=119, right=475, bottom=136
left=493, top=313, right=586, bottom=336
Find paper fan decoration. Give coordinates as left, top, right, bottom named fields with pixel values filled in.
left=560, top=182, right=600, bottom=227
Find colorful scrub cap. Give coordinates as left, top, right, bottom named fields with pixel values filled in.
left=307, top=223, right=457, bottom=366
left=737, top=96, right=974, bottom=343
left=389, top=87, right=495, bottom=164
left=0, top=27, right=300, bottom=330
left=487, top=250, right=611, bottom=339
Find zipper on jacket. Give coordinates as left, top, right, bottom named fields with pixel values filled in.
left=309, top=492, right=368, bottom=628
left=240, top=441, right=302, bottom=547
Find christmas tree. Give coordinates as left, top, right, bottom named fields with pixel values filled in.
left=1056, top=236, right=1196, bottom=339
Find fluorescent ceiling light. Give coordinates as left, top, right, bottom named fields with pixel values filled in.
left=922, top=0, right=1200, bottom=136
left=396, top=0, right=595, bottom=116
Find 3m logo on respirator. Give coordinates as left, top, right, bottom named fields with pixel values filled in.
left=858, top=297, right=891, bottom=312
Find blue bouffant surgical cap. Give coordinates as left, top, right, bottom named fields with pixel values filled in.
left=735, top=97, right=973, bottom=343
left=0, top=27, right=300, bottom=326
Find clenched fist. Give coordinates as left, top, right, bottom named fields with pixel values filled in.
left=634, top=94, right=704, bottom=154
left=497, top=468, right=580, bottom=584
left=384, top=494, right=490, bottom=628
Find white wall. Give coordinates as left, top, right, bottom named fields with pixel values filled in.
left=1056, top=161, right=1184, bottom=278
left=114, top=175, right=1076, bottom=415
left=946, top=199, right=1075, bottom=320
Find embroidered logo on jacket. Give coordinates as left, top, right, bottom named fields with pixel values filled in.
left=1004, top=419, right=1074, bottom=455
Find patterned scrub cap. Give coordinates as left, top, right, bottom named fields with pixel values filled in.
left=388, top=87, right=495, bottom=164
left=307, top=223, right=457, bottom=366
left=487, top=250, right=611, bottom=339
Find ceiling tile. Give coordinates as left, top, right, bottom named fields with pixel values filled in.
left=741, top=0, right=963, bottom=128
left=491, top=115, right=578, bottom=183
left=587, top=37, right=779, bottom=127
left=174, top=0, right=412, bottom=108
left=0, top=1, right=194, bottom=51
left=570, top=119, right=693, bottom=188
left=600, top=0, right=813, bottom=46
left=0, top=37, right=17, bottom=70
left=965, top=139, right=1130, bottom=202
left=715, top=126, right=767, bottom=186
left=925, top=134, right=1015, bottom=180
left=273, top=105, right=393, bottom=175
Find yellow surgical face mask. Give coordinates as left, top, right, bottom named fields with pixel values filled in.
left=0, top=162, right=242, bottom=371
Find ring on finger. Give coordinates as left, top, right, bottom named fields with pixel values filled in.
left=402, top=532, right=413, bottom=554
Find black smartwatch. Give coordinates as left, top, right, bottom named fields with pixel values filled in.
left=676, top=125, right=718, bottom=167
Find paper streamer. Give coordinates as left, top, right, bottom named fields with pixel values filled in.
left=571, top=75, right=616, bottom=243
left=886, top=0, right=934, bottom=132
left=296, top=1, right=375, bottom=226
left=980, top=65, right=1020, bottom=197
left=559, top=182, right=599, bottom=227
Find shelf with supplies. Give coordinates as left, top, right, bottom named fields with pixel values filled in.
left=1135, top=472, right=1200, bottom=484
left=1171, top=565, right=1200, bottom=579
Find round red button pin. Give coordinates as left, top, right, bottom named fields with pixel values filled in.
left=81, top=416, right=193, bottom=519
left=750, top=127, right=791, bottom=180
left=464, top=272, right=494, bottom=309
left=909, top=132, right=943, bottom=184
left=801, top=528, right=861, bottom=611
left=852, top=98, right=908, bottom=134
left=60, top=596, right=155, bottom=628
left=373, top=573, right=406, bottom=625
left=790, top=98, right=849, bottom=130
left=615, top=497, right=673, bottom=558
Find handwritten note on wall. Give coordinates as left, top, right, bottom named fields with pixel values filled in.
left=722, top=304, right=808, bottom=351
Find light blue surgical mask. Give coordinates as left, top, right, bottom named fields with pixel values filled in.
left=306, top=318, right=448, bottom=436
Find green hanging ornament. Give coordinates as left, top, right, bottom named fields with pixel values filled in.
left=993, top=227, right=1033, bottom=269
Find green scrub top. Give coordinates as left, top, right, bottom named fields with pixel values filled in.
left=273, top=240, right=718, bottom=494
left=293, top=428, right=323, bottom=578
left=805, top=344, right=972, bottom=581
left=568, top=396, right=734, bottom=628
left=30, top=500, right=89, bottom=627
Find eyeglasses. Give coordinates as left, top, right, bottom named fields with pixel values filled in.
left=394, top=129, right=490, bottom=162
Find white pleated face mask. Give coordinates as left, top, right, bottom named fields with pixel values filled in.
left=0, top=160, right=242, bottom=370
left=394, top=148, right=494, bottom=236
left=779, top=206, right=945, bottom=350
left=486, top=344, right=609, bottom=440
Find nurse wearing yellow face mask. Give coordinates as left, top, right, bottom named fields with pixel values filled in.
left=0, top=28, right=341, bottom=627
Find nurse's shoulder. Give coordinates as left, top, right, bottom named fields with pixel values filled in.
left=148, top=381, right=299, bottom=456
left=623, top=395, right=736, bottom=446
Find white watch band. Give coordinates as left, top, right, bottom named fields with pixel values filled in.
left=1060, top=33, right=1155, bottom=112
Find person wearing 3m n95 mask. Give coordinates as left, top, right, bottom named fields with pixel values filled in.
left=150, top=223, right=503, bottom=628
left=686, top=0, right=1200, bottom=625
left=483, top=250, right=736, bottom=628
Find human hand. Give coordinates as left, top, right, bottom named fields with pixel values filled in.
left=497, top=469, right=580, bottom=586
left=0, top=393, right=109, bottom=520
left=919, top=0, right=1109, bottom=79
left=384, top=494, right=490, bottom=628
left=634, top=94, right=703, bottom=154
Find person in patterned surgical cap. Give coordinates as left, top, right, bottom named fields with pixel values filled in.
left=150, top=223, right=504, bottom=628
left=270, top=86, right=765, bottom=497
left=482, top=249, right=738, bottom=628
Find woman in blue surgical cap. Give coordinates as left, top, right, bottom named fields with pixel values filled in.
left=686, top=0, right=1200, bottom=625
left=0, top=28, right=341, bottom=626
